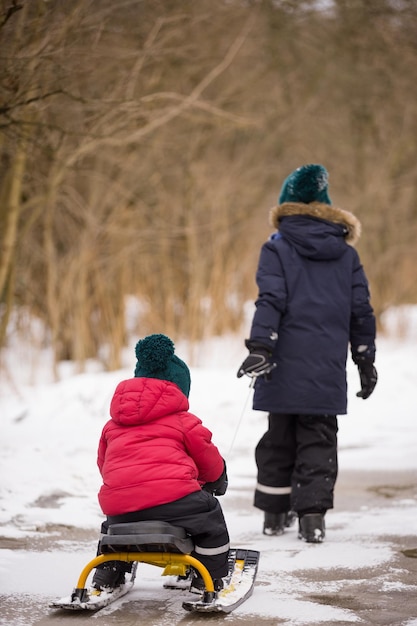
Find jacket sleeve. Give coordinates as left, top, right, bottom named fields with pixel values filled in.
left=182, top=413, right=225, bottom=485
left=350, top=251, right=376, bottom=362
left=97, top=427, right=108, bottom=476
left=249, top=239, right=287, bottom=349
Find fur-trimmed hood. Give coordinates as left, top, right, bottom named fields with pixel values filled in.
left=269, top=202, right=361, bottom=246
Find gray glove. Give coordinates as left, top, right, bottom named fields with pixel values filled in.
left=237, top=342, right=276, bottom=379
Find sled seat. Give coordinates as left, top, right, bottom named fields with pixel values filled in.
left=100, top=520, right=194, bottom=554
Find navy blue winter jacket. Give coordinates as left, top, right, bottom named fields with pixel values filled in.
left=249, top=201, right=376, bottom=415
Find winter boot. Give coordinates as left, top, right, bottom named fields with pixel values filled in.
left=298, top=513, right=325, bottom=543
left=189, top=571, right=224, bottom=594
left=91, top=562, right=130, bottom=592
left=263, top=511, right=296, bottom=536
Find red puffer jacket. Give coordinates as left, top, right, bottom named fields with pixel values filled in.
left=97, top=377, right=224, bottom=516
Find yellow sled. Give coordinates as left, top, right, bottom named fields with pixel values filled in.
left=49, top=520, right=259, bottom=614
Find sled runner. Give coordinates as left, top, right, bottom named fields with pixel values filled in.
left=49, top=520, right=259, bottom=614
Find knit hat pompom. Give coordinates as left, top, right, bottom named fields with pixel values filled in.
left=135, top=334, right=175, bottom=374
left=134, top=334, right=191, bottom=397
left=278, top=164, right=331, bottom=205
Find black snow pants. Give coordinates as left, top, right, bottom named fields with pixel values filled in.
left=254, top=413, right=338, bottom=514
left=98, top=490, right=230, bottom=579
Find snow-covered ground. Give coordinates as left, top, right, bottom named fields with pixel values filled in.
left=1, top=306, right=417, bottom=624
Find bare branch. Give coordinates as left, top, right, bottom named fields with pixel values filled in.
left=140, top=92, right=257, bottom=126
left=62, top=12, right=258, bottom=169
left=1, top=0, right=23, bottom=29
left=0, top=89, right=66, bottom=115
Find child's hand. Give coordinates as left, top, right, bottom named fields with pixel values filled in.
left=202, top=461, right=228, bottom=496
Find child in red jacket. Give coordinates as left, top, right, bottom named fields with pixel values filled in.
left=92, top=334, right=229, bottom=593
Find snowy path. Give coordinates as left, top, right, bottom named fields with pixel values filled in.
left=2, top=331, right=417, bottom=623
left=2, top=469, right=417, bottom=626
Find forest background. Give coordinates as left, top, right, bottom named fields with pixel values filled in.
left=1, top=0, right=417, bottom=377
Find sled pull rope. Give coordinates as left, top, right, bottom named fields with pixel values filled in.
left=227, top=377, right=255, bottom=456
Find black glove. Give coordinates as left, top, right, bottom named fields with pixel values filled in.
left=203, top=461, right=228, bottom=496
left=237, top=342, right=276, bottom=379
left=355, top=357, right=378, bottom=399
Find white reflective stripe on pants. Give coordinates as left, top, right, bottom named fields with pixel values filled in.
left=194, top=541, right=230, bottom=556
left=256, top=483, right=292, bottom=495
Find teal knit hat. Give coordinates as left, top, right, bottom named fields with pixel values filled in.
left=134, top=334, right=191, bottom=397
left=278, top=164, right=331, bottom=205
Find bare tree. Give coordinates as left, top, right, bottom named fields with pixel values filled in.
left=2, top=0, right=417, bottom=378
